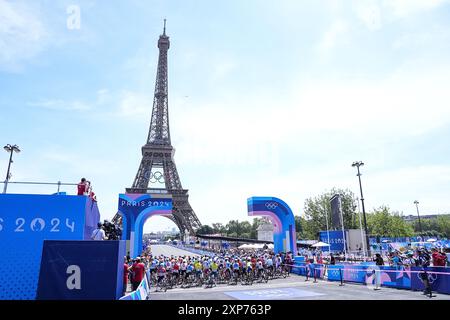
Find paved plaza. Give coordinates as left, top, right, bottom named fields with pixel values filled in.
left=149, top=245, right=450, bottom=301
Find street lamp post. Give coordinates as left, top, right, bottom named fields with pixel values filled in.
left=3, top=144, right=21, bottom=194
left=352, top=161, right=370, bottom=256
left=414, top=200, right=422, bottom=234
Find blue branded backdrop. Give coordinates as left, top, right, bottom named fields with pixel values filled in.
left=37, top=240, right=125, bottom=300
left=0, top=194, right=99, bottom=300
left=117, top=193, right=172, bottom=258
left=319, top=230, right=347, bottom=252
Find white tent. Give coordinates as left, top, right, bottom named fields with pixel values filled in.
left=427, top=238, right=437, bottom=242
left=238, top=243, right=273, bottom=250
left=311, top=241, right=330, bottom=247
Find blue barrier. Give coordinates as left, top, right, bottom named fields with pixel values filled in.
left=0, top=194, right=99, bottom=300
left=291, top=261, right=450, bottom=295
left=36, top=240, right=126, bottom=300
left=119, top=274, right=150, bottom=300
left=411, top=267, right=450, bottom=294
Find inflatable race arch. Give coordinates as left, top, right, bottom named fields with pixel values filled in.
left=248, top=197, right=297, bottom=254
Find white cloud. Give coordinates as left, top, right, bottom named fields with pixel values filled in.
left=172, top=62, right=450, bottom=170
left=383, top=0, right=450, bottom=18
left=317, top=19, right=349, bottom=53
left=354, top=0, right=382, bottom=31
left=0, top=0, right=48, bottom=71
left=28, top=89, right=112, bottom=112
left=28, top=99, right=91, bottom=111
left=117, top=91, right=152, bottom=117
left=351, top=0, right=450, bottom=32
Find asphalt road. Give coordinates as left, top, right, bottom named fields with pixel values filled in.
left=150, top=275, right=450, bottom=300
left=150, top=244, right=200, bottom=257
left=148, top=245, right=450, bottom=300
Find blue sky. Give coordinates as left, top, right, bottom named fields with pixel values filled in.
left=1, top=0, right=450, bottom=233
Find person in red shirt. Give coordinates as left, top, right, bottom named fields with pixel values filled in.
left=251, top=256, right=257, bottom=269
left=123, top=257, right=129, bottom=296
left=129, top=257, right=146, bottom=291
left=432, top=248, right=445, bottom=266
left=77, top=178, right=90, bottom=195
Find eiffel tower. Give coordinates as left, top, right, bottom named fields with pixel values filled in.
left=125, top=20, right=202, bottom=237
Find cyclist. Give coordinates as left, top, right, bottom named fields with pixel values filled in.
left=149, top=257, right=158, bottom=276
left=172, top=259, right=180, bottom=281
left=256, top=260, right=264, bottom=279
left=275, top=254, right=282, bottom=272
left=156, top=262, right=166, bottom=286
left=245, top=258, right=253, bottom=280
left=211, top=259, right=219, bottom=280
left=194, top=259, right=203, bottom=280
left=232, top=258, right=240, bottom=280
left=266, top=255, right=274, bottom=274
left=186, top=261, right=194, bottom=282
left=180, top=259, right=187, bottom=280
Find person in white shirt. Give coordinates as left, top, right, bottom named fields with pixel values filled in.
left=91, top=222, right=106, bottom=240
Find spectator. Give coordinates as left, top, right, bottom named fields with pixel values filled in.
left=77, top=178, right=90, bottom=195
left=330, top=254, right=336, bottom=265
left=431, top=248, right=446, bottom=266
left=129, top=257, right=146, bottom=291
left=123, top=257, right=129, bottom=296
left=91, top=222, right=106, bottom=240
left=391, top=251, right=403, bottom=267
left=316, top=253, right=323, bottom=264
left=374, top=253, right=384, bottom=266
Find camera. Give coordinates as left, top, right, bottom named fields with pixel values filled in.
left=102, top=220, right=122, bottom=240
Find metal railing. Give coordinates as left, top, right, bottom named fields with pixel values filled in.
left=1, top=180, right=79, bottom=194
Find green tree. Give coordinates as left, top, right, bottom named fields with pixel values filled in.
left=211, top=223, right=226, bottom=234
left=295, top=215, right=316, bottom=239
left=225, top=220, right=240, bottom=235
left=196, top=224, right=214, bottom=235
left=437, top=215, right=450, bottom=237
left=239, top=221, right=252, bottom=237
left=366, top=206, right=414, bottom=237
left=303, top=188, right=358, bottom=238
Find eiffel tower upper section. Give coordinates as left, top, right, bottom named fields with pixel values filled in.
left=147, top=20, right=171, bottom=147
left=126, top=21, right=201, bottom=235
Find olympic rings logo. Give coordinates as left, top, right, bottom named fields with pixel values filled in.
left=144, top=170, right=165, bottom=183
left=417, top=272, right=438, bottom=284
left=265, top=202, right=278, bottom=210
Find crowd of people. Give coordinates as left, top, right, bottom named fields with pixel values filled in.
left=380, top=248, right=448, bottom=267
left=122, top=249, right=295, bottom=293
left=296, top=246, right=449, bottom=267
left=120, top=242, right=450, bottom=298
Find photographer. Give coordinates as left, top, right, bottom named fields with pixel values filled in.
left=416, top=249, right=432, bottom=296
left=91, top=222, right=106, bottom=240
left=102, top=220, right=122, bottom=240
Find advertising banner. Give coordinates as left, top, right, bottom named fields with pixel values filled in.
left=0, top=194, right=97, bottom=300
left=36, top=240, right=126, bottom=300
left=319, top=230, right=347, bottom=252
